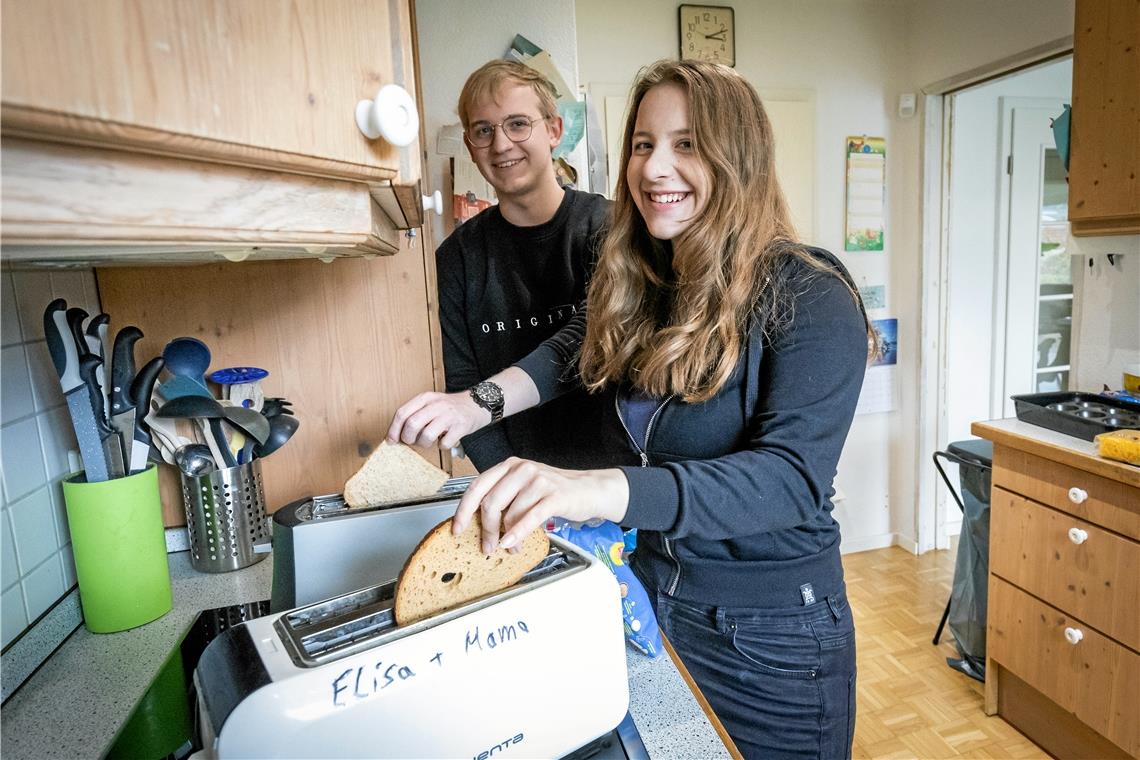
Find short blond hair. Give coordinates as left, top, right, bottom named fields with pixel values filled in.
left=457, top=60, right=559, bottom=129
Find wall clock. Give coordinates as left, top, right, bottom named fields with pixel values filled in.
left=678, top=4, right=735, bottom=67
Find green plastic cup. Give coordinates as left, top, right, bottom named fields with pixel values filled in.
left=63, top=466, right=173, bottom=633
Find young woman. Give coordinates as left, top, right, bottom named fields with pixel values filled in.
left=390, top=60, right=874, bottom=759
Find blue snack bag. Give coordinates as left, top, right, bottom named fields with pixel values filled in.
left=549, top=518, right=663, bottom=659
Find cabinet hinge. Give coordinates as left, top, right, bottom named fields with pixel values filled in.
left=1006, top=155, right=1012, bottom=175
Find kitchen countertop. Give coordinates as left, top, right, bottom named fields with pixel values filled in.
left=972, top=417, right=1140, bottom=487
left=1, top=551, right=733, bottom=759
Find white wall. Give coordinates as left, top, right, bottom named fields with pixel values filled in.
left=1070, top=235, right=1140, bottom=390
left=1, top=270, right=92, bottom=646
left=574, top=0, right=1075, bottom=554
left=905, top=0, right=1075, bottom=86
left=414, top=0, right=581, bottom=248
left=944, top=60, right=1072, bottom=448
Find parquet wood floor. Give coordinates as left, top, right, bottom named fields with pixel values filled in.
left=844, top=542, right=1046, bottom=759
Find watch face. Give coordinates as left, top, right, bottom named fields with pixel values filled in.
left=679, top=5, right=735, bottom=67
left=473, top=382, right=503, bottom=407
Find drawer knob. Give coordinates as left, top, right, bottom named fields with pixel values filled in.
left=1064, top=627, right=1084, bottom=645
left=1067, top=527, right=1089, bottom=545
left=1067, top=487, right=1088, bottom=504
left=423, top=190, right=443, bottom=217
left=355, top=84, right=419, bottom=146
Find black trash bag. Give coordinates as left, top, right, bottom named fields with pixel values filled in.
left=946, top=451, right=991, bottom=682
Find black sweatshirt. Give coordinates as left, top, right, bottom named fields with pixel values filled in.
left=435, top=188, right=611, bottom=470
left=516, top=248, right=869, bottom=608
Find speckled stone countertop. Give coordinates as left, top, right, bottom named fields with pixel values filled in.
left=1, top=551, right=731, bottom=759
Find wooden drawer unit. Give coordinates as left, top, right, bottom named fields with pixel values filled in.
left=992, top=446, right=1140, bottom=540
left=989, top=578, right=1139, bottom=756
left=991, top=486, right=1140, bottom=650
left=975, top=420, right=1140, bottom=759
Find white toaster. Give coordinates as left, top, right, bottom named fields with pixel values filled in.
left=269, top=478, right=475, bottom=611
left=194, top=535, right=630, bottom=759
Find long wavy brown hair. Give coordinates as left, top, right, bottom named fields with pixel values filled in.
left=579, top=60, right=872, bottom=402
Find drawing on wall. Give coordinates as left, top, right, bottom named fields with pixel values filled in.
left=844, top=136, right=886, bottom=251
left=859, top=285, right=886, bottom=310
left=871, top=318, right=897, bottom=366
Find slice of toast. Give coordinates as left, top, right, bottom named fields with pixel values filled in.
left=344, top=440, right=449, bottom=508
left=393, top=514, right=549, bottom=626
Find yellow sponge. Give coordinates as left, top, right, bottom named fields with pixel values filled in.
left=1095, top=430, right=1140, bottom=466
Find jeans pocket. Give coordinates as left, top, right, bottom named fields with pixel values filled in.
left=730, top=621, right=820, bottom=680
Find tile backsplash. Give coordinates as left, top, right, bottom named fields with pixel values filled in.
left=1, top=268, right=101, bottom=649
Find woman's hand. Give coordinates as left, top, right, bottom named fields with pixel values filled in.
left=386, top=391, right=489, bottom=449
left=453, top=458, right=630, bottom=555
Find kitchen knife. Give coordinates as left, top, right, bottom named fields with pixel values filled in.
left=85, top=313, right=111, bottom=423
left=129, top=356, right=164, bottom=473
left=43, top=300, right=112, bottom=482
left=110, top=326, right=143, bottom=465
left=66, top=308, right=125, bottom=479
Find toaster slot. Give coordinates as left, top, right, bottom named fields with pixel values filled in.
left=274, top=543, right=588, bottom=668
left=299, top=477, right=476, bottom=522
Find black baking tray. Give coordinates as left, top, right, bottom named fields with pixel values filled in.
left=1011, top=392, right=1140, bottom=441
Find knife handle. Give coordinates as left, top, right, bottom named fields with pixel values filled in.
left=110, top=326, right=144, bottom=416
left=85, top=313, right=110, bottom=341
left=131, top=357, right=165, bottom=434
left=65, top=307, right=90, bottom=358
left=44, top=300, right=80, bottom=392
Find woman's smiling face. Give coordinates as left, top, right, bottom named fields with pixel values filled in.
left=626, top=83, right=711, bottom=241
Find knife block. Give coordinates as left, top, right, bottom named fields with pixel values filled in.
left=63, top=466, right=172, bottom=633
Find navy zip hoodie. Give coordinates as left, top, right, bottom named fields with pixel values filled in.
left=515, top=248, right=868, bottom=608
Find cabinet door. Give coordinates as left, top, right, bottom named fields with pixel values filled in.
left=1, top=0, right=416, bottom=183
left=1069, top=0, right=1140, bottom=235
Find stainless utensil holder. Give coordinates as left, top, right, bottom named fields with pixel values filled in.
left=180, top=459, right=269, bottom=573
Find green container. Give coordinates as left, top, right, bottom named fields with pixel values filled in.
left=63, top=466, right=172, bottom=633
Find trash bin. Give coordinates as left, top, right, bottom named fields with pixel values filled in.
left=932, top=438, right=992, bottom=682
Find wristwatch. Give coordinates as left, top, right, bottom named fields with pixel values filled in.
left=469, top=380, right=505, bottom=423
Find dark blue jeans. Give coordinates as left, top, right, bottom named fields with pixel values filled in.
left=652, top=591, right=857, bottom=760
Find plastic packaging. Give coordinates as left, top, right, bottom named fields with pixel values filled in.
left=549, top=518, right=663, bottom=659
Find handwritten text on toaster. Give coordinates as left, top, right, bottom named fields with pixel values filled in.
left=331, top=618, right=531, bottom=707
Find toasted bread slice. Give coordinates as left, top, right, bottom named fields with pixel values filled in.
left=344, top=440, right=449, bottom=508
left=393, top=514, right=549, bottom=626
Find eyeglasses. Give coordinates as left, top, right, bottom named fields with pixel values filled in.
left=465, top=116, right=546, bottom=148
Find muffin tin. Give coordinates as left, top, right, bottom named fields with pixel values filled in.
left=1011, top=392, right=1140, bottom=441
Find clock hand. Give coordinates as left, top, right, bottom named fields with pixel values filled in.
left=704, top=28, right=728, bottom=40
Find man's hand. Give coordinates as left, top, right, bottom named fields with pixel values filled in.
left=452, top=458, right=629, bottom=555
left=387, top=390, right=489, bottom=450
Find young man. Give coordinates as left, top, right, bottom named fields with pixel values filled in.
left=436, top=60, right=611, bottom=471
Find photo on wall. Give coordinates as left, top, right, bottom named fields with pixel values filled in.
left=871, top=318, right=897, bottom=366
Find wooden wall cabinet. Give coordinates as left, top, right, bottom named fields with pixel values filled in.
left=1, top=0, right=427, bottom=263
left=974, top=421, right=1139, bottom=759
left=1068, top=0, right=1140, bottom=236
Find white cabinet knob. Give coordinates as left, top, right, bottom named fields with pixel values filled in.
left=355, top=84, right=419, bottom=146
left=1064, top=627, right=1084, bottom=645
left=1067, top=487, right=1088, bottom=504
left=423, top=190, right=443, bottom=216
left=1067, top=527, right=1089, bottom=545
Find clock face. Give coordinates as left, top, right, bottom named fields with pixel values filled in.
left=679, top=4, right=735, bottom=67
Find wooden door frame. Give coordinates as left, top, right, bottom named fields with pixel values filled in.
left=915, top=37, right=1072, bottom=553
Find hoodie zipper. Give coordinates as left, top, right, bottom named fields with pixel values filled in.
left=615, top=392, right=681, bottom=595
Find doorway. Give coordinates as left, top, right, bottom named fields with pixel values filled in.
left=935, top=56, right=1072, bottom=543
left=993, top=96, right=1072, bottom=418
